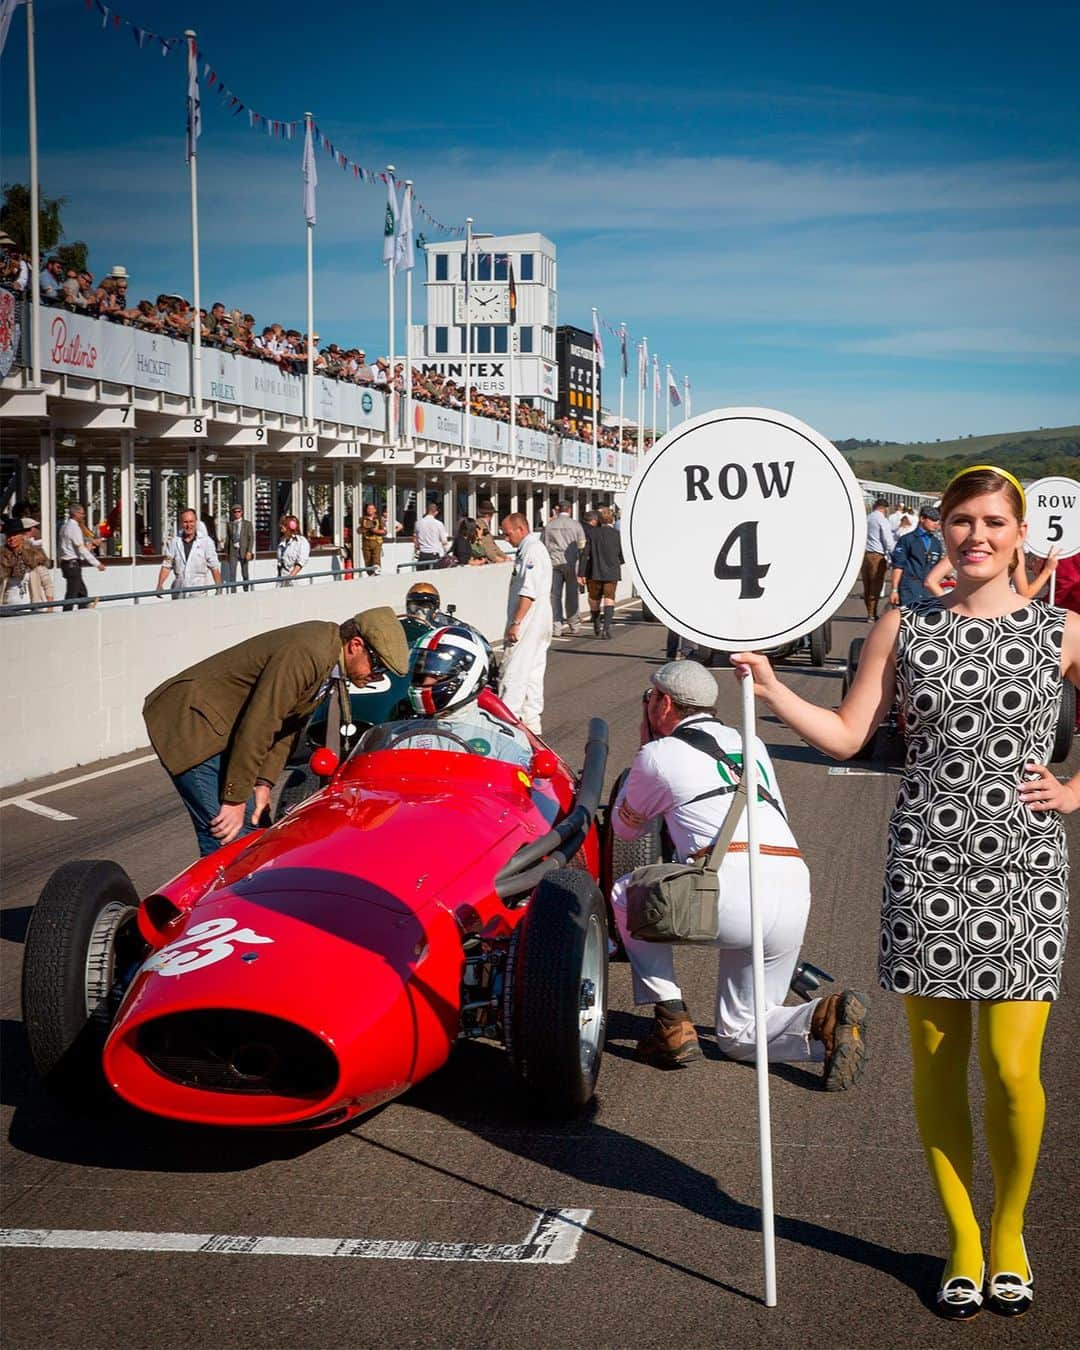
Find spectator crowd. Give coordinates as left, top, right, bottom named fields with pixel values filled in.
left=2, top=246, right=655, bottom=451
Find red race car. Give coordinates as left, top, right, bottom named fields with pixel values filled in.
left=21, top=691, right=610, bottom=1129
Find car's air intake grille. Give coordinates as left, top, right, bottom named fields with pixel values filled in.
left=137, top=1010, right=337, bottom=1097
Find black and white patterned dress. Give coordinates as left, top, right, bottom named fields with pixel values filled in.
left=880, top=600, right=1069, bottom=1001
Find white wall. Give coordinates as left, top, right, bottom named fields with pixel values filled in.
left=4, top=556, right=636, bottom=790
left=2, top=566, right=512, bottom=790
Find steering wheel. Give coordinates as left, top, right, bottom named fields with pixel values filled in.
left=384, top=727, right=481, bottom=754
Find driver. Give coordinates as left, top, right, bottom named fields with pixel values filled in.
left=405, top=580, right=454, bottom=627
left=398, top=625, right=532, bottom=767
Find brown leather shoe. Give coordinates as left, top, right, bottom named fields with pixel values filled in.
left=633, top=1010, right=704, bottom=1069
left=813, top=989, right=869, bottom=1091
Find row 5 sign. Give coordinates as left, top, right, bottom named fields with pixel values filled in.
left=625, top=408, right=865, bottom=651
left=1024, top=476, right=1080, bottom=560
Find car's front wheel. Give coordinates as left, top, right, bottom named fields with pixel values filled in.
left=22, top=860, right=147, bottom=1094
left=505, top=869, right=608, bottom=1115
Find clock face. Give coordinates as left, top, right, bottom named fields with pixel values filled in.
left=455, top=284, right=509, bottom=323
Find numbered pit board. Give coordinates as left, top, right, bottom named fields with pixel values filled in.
left=1024, top=476, right=1080, bottom=560
left=625, top=407, right=866, bottom=651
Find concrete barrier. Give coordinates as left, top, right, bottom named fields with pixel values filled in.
left=3, top=557, right=638, bottom=790
left=1, top=566, right=509, bottom=789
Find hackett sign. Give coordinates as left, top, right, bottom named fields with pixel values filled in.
left=625, top=407, right=864, bottom=650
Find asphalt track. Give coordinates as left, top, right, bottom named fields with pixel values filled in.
left=2, top=600, right=1078, bottom=1349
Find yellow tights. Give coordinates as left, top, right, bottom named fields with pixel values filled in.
left=905, top=996, right=1050, bottom=1283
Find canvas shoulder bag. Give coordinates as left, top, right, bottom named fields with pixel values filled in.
left=624, top=780, right=748, bottom=945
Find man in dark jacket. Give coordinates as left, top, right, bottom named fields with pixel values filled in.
left=888, top=506, right=943, bottom=608
left=143, top=607, right=410, bottom=856
left=581, top=506, right=623, bottom=639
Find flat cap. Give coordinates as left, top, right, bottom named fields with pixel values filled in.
left=651, top=659, right=718, bottom=710
left=354, top=605, right=411, bottom=676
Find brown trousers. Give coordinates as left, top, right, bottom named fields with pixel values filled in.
left=861, top=551, right=888, bottom=618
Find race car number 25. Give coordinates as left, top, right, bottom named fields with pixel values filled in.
left=141, top=916, right=274, bottom=978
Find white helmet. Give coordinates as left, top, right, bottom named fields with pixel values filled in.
left=408, top=625, right=489, bottom=715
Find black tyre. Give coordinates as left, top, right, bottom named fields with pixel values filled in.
left=1051, top=680, right=1076, bottom=764
left=809, top=624, right=827, bottom=667
left=845, top=637, right=879, bottom=757
left=21, top=860, right=147, bottom=1091
left=505, top=869, right=608, bottom=1115
left=272, top=765, right=323, bottom=822
left=640, top=600, right=659, bottom=623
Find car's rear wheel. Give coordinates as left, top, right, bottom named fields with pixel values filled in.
left=809, top=624, right=828, bottom=667
left=1051, top=679, right=1076, bottom=764
left=22, top=860, right=147, bottom=1094
left=505, top=869, right=608, bottom=1115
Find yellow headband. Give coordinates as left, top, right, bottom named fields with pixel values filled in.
left=943, top=464, right=1026, bottom=517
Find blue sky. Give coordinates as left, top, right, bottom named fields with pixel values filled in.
left=3, top=0, right=1078, bottom=441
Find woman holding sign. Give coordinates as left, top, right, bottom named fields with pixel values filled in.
left=735, top=465, right=1080, bottom=1321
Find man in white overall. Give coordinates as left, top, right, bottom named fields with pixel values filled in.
left=610, top=660, right=869, bottom=1089
left=157, top=508, right=222, bottom=598
left=497, top=512, right=553, bottom=735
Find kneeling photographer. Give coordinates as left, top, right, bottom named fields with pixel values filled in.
left=610, top=660, right=868, bottom=1089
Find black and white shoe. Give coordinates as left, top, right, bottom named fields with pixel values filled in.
left=935, top=1266, right=984, bottom=1321
left=987, top=1240, right=1033, bottom=1317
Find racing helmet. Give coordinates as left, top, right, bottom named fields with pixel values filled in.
left=409, top=625, right=489, bottom=715
left=405, top=581, right=441, bottom=619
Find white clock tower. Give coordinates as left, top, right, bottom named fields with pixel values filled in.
left=414, top=232, right=559, bottom=417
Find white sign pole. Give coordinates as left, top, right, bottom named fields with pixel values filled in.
left=622, top=406, right=866, bottom=1309
left=740, top=670, right=777, bottom=1306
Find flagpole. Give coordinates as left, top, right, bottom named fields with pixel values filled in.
left=186, top=33, right=203, bottom=415
left=637, top=339, right=645, bottom=457
left=665, top=364, right=672, bottom=434
left=508, top=296, right=517, bottom=463
left=386, top=165, right=396, bottom=445
left=618, top=321, right=626, bottom=458
left=684, top=374, right=690, bottom=420
left=403, top=180, right=413, bottom=448
left=463, top=218, right=472, bottom=464
left=26, top=0, right=40, bottom=385
left=651, top=354, right=658, bottom=448
left=590, top=307, right=598, bottom=461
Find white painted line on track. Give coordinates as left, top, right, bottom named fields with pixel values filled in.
left=0, top=754, right=158, bottom=809
left=0, top=1208, right=592, bottom=1265
left=827, top=766, right=895, bottom=778
left=9, top=800, right=77, bottom=822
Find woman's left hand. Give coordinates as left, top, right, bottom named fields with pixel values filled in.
left=1018, top=762, right=1079, bottom=814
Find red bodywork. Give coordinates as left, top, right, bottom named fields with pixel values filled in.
left=103, top=691, right=599, bottom=1128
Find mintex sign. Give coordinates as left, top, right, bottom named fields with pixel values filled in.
left=421, top=360, right=507, bottom=394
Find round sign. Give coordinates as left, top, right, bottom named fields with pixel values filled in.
left=1023, top=476, right=1080, bottom=560
left=625, top=407, right=865, bottom=650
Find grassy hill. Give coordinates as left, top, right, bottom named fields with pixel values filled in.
left=834, top=425, right=1078, bottom=492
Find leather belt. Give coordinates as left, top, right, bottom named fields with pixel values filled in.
left=689, top=842, right=802, bottom=862
left=727, top=842, right=803, bottom=858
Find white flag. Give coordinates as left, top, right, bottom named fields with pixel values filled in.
left=592, top=311, right=605, bottom=370
left=302, top=120, right=317, bottom=226
left=667, top=366, right=682, bottom=406
left=185, top=37, right=201, bottom=164
left=0, top=0, right=26, bottom=58
left=684, top=376, right=692, bottom=418
left=653, top=353, right=660, bottom=399
left=639, top=338, right=648, bottom=388
left=382, top=176, right=397, bottom=266
left=394, top=183, right=414, bottom=273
